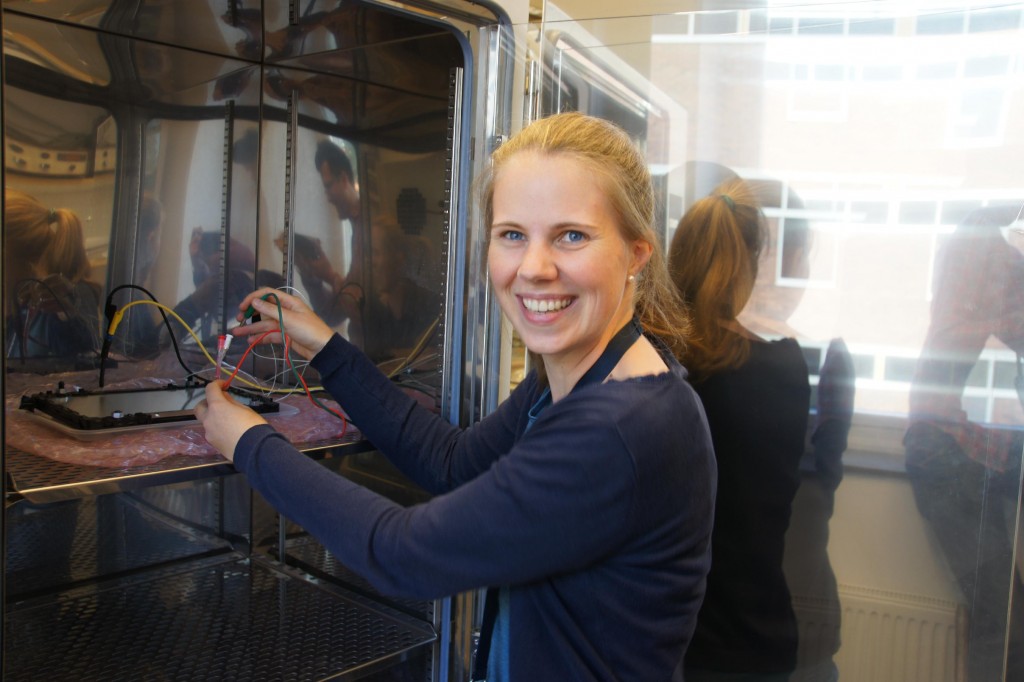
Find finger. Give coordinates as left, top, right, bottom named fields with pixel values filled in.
left=237, top=288, right=272, bottom=315
left=261, top=288, right=309, bottom=311
left=237, top=288, right=281, bottom=322
left=194, top=399, right=209, bottom=421
left=239, top=287, right=287, bottom=310
left=228, top=320, right=273, bottom=338
left=204, top=381, right=230, bottom=408
left=247, top=299, right=282, bottom=329
left=256, top=289, right=300, bottom=311
left=237, top=293, right=259, bottom=321
left=248, top=296, right=296, bottom=324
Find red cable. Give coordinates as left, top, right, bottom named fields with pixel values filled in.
left=222, top=330, right=277, bottom=389
left=223, top=329, right=348, bottom=436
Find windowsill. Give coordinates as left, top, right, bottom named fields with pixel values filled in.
left=803, top=411, right=910, bottom=476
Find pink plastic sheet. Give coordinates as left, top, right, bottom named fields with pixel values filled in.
left=5, top=358, right=355, bottom=468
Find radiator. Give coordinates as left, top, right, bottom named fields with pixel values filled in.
left=791, top=584, right=964, bottom=682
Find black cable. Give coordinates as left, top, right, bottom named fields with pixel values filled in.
left=101, top=284, right=194, bottom=386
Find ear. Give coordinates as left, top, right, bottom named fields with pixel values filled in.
left=631, top=239, right=654, bottom=276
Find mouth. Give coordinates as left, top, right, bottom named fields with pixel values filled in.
left=520, top=296, right=573, bottom=314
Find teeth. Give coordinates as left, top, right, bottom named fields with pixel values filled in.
left=523, top=298, right=571, bottom=313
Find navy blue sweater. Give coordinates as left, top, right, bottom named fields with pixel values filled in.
left=234, top=333, right=716, bottom=681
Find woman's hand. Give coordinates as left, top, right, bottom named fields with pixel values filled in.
left=195, top=380, right=268, bottom=462
left=231, top=287, right=335, bottom=360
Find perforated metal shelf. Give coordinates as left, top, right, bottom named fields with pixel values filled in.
left=3, top=554, right=436, bottom=681
left=285, top=536, right=436, bottom=623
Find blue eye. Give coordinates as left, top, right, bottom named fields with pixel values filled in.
left=492, top=228, right=525, bottom=242
left=562, top=230, right=586, bottom=244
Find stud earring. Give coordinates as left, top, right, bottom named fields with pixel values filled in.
left=628, top=274, right=636, bottom=282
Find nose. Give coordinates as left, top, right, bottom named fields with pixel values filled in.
left=517, top=240, right=557, bottom=282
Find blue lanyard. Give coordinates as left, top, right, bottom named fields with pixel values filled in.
left=525, top=316, right=643, bottom=429
left=575, top=316, right=643, bottom=391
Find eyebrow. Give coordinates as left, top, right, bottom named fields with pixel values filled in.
left=490, top=221, right=599, bottom=230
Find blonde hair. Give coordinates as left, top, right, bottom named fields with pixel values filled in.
left=4, top=188, right=99, bottom=318
left=668, top=178, right=767, bottom=379
left=478, top=112, right=691, bottom=366
left=5, top=188, right=94, bottom=284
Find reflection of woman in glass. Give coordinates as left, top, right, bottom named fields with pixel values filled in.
left=4, top=188, right=102, bottom=361
left=905, top=204, right=1024, bottom=682
left=670, top=178, right=811, bottom=681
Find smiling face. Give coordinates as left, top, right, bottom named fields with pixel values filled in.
left=488, top=150, right=651, bottom=382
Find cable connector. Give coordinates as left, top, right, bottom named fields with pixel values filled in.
left=215, top=334, right=228, bottom=380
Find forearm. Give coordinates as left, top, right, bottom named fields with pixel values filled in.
left=311, top=334, right=521, bottom=491
left=310, top=334, right=463, bottom=491
left=233, top=424, right=424, bottom=595
left=232, top=423, right=531, bottom=599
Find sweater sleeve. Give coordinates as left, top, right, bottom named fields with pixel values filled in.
left=309, top=333, right=527, bottom=493
left=230, top=382, right=652, bottom=601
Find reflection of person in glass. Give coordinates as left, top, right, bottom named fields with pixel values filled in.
left=315, top=138, right=363, bottom=284
left=904, top=204, right=1024, bottom=682
left=4, top=188, right=102, bottom=361
left=361, top=220, right=438, bottom=361
left=282, top=140, right=365, bottom=331
left=670, top=178, right=810, bottom=681
left=113, top=192, right=166, bottom=357
left=172, top=227, right=259, bottom=342
left=287, top=140, right=436, bottom=361
left=281, top=225, right=438, bottom=364
left=783, top=334, right=851, bottom=682
left=316, top=140, right=361, bottom=227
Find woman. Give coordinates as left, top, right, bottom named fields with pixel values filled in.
left=4, top=189, right=102, bottom=360
left=668, top=178, right=810, bottom=681
left=197, top=112, right=716, bottom=681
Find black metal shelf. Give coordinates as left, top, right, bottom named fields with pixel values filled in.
left=285, top=535, right=436, bottom=624
left=4, top=553, right=436, bottom=681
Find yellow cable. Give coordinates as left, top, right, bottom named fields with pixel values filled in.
left=108, top=300, right=322, bottom=394
left=387, top=316, right=441, bottom=378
